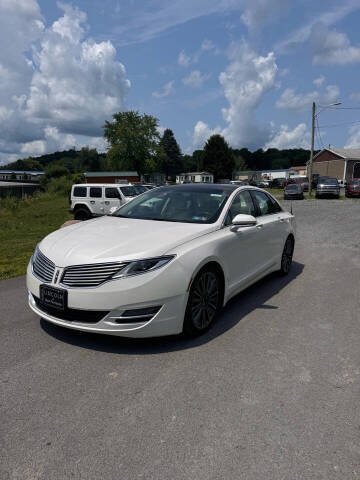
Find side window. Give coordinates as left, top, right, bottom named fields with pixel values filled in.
left=225, top=190, right=256, bottom=225
left=90, top=187, right=102, bottom=198
left=268, top=195, right=282, bottom=213
left=105, top=188, right=120, bottom=199
left=251, top=190, right=280, bottom=216
left=73, top=186, right=87, bottom=197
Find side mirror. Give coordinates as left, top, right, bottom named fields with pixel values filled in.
left=230, top=214, right=257, bottom=231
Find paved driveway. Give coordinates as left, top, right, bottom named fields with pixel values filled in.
left=1, top=200, right=360, bottom=480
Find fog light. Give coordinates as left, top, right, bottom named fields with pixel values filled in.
left=110, top=306, right=162, bottom=324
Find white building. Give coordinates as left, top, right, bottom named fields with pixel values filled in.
left=176, top=172, right=214, bottom=184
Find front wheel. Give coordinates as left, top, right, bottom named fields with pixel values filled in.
left=279, top=237, right=294, bottom=276
left=183, top=268, right=222, bottom=337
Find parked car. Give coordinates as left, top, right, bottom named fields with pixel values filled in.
left=345, top=178, right=360, bottom=197
left=27, top=184, right=296, bottom=338
left=315, top=177, right=340, bottom=199
left=286, top=176, right=309, bottom=191
left=284, top=183, right=304, bottom=200
left=270, top=178, right=287, bottom=189
left=70, top=183, right=138, bottom=220
left=133, top=184, right=149, bottom=195
left=230, top=180, right=247, bottom=186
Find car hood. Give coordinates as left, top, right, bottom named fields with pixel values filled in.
left=39, top=216, right=218, bottom=267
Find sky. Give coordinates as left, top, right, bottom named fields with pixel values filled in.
left=1, top=0, right=360, bottom=165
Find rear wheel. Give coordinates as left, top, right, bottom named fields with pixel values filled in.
left=74, top=207, right=91, bottom=221
left=183, top=268, right=222, bottom=337
left=279, top=237, right=294, bottom=276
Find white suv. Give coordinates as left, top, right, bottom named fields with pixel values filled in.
left=70, top=183, right=138, bottom=220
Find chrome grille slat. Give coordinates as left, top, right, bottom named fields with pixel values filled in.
left=32, top=248, right=55, bottom=282
left=61, top=262, right=127, bottom=288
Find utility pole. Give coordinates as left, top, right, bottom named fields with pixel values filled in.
left=308, top=101, right=315, bottom=196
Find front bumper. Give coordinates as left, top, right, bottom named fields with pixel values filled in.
left=27, top=262, right=188, bottom=338
left=316, top=188, right=340, bottom=196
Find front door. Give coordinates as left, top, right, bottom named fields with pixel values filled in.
left=221, top=189, right=262, bottom=296
left=103, top=187, right=123, bottom=214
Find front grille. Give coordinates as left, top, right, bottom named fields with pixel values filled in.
left=33, top=295, right=109, bottom=323
left=61, top=262, right=127, bottom=287
left=32, top=248, right=55, bottom=283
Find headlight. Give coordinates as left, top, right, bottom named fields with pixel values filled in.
left=112, top=255, right=175, bottom=279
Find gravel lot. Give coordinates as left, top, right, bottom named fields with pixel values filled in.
left=1, top=199, right=360, bottom=480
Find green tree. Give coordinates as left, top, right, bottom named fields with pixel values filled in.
left=192, top=150, right=204, bottom=171
left=103, top=111, right=160, bottom=175
left=202, top=134, right=235, bottom=180
left=159, top=129, right=183, bottom=178
left=233, top=154, right=248, bottom=172
left=44, top=164, right=69, bottom=180
left=78, top=147, right=100, bottom=171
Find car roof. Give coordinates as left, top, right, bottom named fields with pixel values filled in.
left=161, top=183, right=239, bottom=193
left=72, top=183, right=133, bottom=188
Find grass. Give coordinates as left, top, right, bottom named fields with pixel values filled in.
left=0, top=192, right=71, bottom=280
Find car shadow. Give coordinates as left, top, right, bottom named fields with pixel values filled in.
left=41, top=261, right=304, bottom=355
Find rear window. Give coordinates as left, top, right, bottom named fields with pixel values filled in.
left=73, top=186, right=87, bottom=197
left=90, top=187, right=102, bottom=198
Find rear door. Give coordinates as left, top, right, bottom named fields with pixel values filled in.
left=89, top=186, right=104, bottom=216
left=250, top=190, right=288, bottom=270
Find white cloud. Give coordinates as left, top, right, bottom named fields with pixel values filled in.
left=201, top=39, right=215, bottom=51
left=314, top=75, right=325, bottom=87
left=275, top=0, right=360, bottom=53
left=265, top=123, right=310, bottom=150
left=220, top=43, right=277, bottom=148
left=345, top=124, right=360, bottom=148
left=110, top=0, right=243, bottom=46
left=191, top=121, right=221, bottom=150
left=178, top=50, right=192, bottom=67
left=191, top=42, right=278, bottom=150
left=241, top=0, right=288, bottom=31
left=276, top=84, right=340, bottom=111
left=310, top=24, right=360, bottom=65
left=0, top=1, right=130, bottom=162
left=183, top=70, right=210, bottom=88
left=152, top=81, right=175, bottom=99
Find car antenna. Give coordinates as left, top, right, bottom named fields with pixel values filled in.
left=290, top=201, right=293, bottom=215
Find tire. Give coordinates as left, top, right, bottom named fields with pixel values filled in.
left=74, top=207, right=91, bottom=221
left=183, top=267, right=222, bottom=337
left=279, top=237, right=294, bottom=276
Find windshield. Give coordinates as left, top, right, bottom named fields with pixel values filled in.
left=286, top=184, right=300, bottom=190
left=134, top=185, right=148, bottom=194
left=112, top=186, right=231, bottom=223
left=350, top=180, right=360, bottom=185
left=120, top=186, right=137, bottom=197
left=321, top=178, right=338, bottom=185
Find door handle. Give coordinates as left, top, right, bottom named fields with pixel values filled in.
left=104, top=201, right=110, bottom=205
left=90, top=200, right=95, bottom=204
left=278, top=217, right=285, bottom=222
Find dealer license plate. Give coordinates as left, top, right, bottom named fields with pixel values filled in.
left=40, top=285, right=67, bottom=310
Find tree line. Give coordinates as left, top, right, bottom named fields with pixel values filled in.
left=1, top=110, right=313, bottom=181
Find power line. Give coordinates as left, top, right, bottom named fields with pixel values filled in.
left=317, top=119, right=360, bottom=129
left=315, top=116, right=325, bottom=149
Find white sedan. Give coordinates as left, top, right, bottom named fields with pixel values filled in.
left=27, top=184, right=296, bottom=338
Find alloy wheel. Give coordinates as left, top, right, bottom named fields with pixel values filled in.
left=281, top=238, right=293, bottom=274
left=190, top=271, right=219, bottom=330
